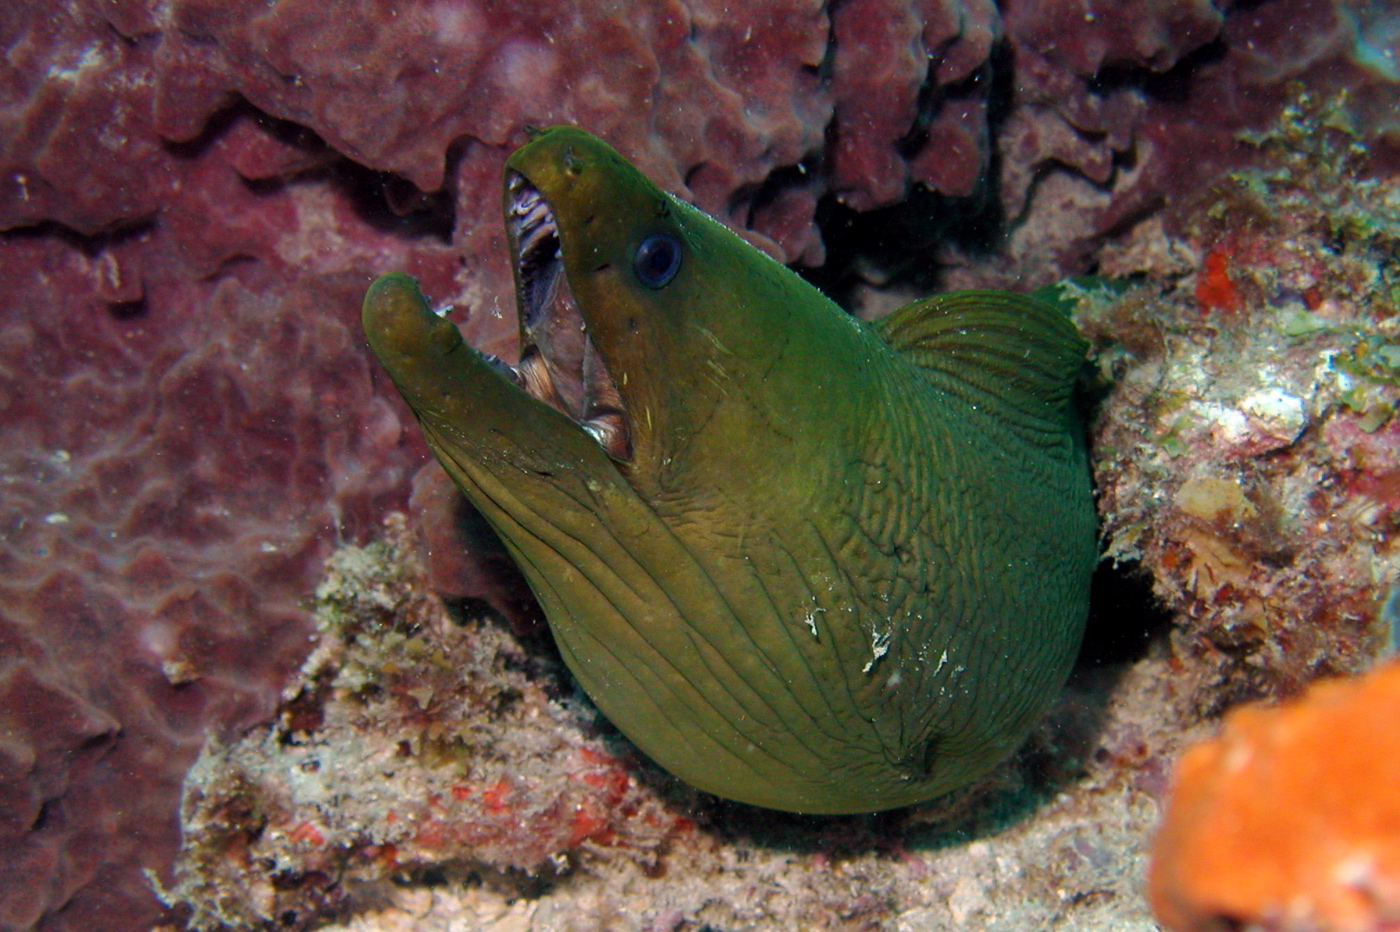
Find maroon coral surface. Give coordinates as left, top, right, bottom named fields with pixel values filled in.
left=1, top=0, right=1395, bottom=929
left=0, top=221, right=430, bottom=930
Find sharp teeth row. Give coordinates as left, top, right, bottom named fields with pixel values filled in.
left=511, top=178, right=557, bottom=255
left=515, top=196, right=551, bottom=229
left=505, top=175, right=630, bottom=461
left=520, top=205, right=557, bottom=254
left=510, top=182, right=542, bottom=215
left=519, top=211, right=557, bottom=258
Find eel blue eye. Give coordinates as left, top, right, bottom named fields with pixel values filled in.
left=634, top=232, right=682, bottom=288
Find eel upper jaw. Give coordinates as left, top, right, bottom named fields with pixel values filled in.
left=504, top=170, right=632, bottom=461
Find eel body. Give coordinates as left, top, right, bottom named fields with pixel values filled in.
left=362, top=127, right=1096, bottom=814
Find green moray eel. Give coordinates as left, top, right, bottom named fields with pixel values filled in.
left=362, top=127, right=1096, bottom=814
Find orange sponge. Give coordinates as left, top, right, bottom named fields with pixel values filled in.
left=1149, top=660, right=1400, bottom=932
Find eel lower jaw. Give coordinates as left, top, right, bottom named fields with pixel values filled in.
left=503, top=171, right=633, bottom=461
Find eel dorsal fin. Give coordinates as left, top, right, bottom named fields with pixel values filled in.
left=874, top=289, right=1087, bottom=444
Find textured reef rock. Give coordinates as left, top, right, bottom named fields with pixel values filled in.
left=1149, top=659, right=1400, bottom=932
left=169, top=521, right=691, bottom=931
left=1001, top=0, right=1223, bottom=76
left=1084, top=94, right=1400, bottom=930
left=1089, top=93, right=1400, bottom=707
left=2, top=0, right=1398, bottom=930
left=0, top=252, right=426, bottom=931
left=170, top=518, right=1188, bottom=932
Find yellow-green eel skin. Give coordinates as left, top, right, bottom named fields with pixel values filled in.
left=362, top=126, right=1096, bottom=814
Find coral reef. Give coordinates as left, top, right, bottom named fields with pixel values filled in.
left=170, top=516, right=1193, bottom=932
left=0, top=259, right=424, bottom=931
left=1148, top=659, right=1400, bottom=932
left=937, top=0, right=1400, bottom=295
left=174, top=93, right=1400, bottom=919
left=168, top=518, right=689, bottom=931
left=1, top=0, right=1397, bottom=928
left=1088, top=92, right=1400, bottom=709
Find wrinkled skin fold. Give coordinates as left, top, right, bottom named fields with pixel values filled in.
left=362, top=127, right=1096, bottom=814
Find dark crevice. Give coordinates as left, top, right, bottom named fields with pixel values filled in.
left=101, top=17, right=144, bottom=47
left=1089, top=38, right=1228, bottom=103
left=0, top=216, right=157, bottom=255
left=162, top=96, right=266, bottom=159
left=5, top=96, right=457, bottom=262
left=1076, top=559, right=1174, bottom=670
left=32, top=799, right=60, bottom=832
left=794, top=33, right=1234, bottom=309
left=321, top=159, right=456, bottom=242
left=732, top=153, right=823, bottom=229
left=200, top=253, right=259, bottom=282
left=798, top=41, right=1016, bottom=308
left=894, top=56, right=994, bottom=161
left=168, top=96, right=456, bottom=243
left=813, top=1, right=841, bottom=83
left=798, top=180, right=1002, bottom=308
left=107, top=297, right=149, bottom=320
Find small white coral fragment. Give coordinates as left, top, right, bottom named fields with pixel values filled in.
left=1237, top=388, right=1308, bottom=447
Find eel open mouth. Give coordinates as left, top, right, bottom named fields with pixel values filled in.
left=503, top=171, right=632, bottom=461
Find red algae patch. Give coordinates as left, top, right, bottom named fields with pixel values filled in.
left=1149, top=659, right=1400, bottom=932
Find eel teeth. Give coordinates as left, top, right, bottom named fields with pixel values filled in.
left=509, top=173, right=562, bottom=332
left=505, top=172, right=633, bottom=462
left=479, top=351, right=524, bottom=388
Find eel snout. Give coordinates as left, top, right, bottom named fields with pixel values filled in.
left=361, top=272, right=460, bottom=372
left=361, top=272, right=519, bottom=409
